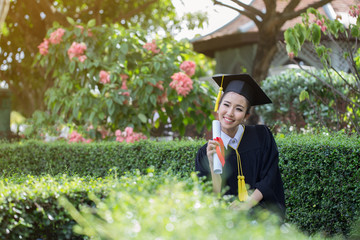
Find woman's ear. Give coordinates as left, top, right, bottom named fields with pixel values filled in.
left=244, top=112, right=251, bottom=123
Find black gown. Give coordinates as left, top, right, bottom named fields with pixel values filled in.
left=195, top=125, right=285, bottom=217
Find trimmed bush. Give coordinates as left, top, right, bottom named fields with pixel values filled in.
left=0, top=172, right=315, bottom=240
left=0, top=134, right=359, bottom=238
left=0, top=174, right=114, bottom=239
left=0, top=139, right=201, bottom=177
left=276, top=133, right=360, bottom=237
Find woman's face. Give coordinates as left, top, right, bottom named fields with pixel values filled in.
left=218, top=92, right=249, bottom=137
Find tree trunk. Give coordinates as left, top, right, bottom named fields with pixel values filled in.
left=251, top=32, right=279, bottom=83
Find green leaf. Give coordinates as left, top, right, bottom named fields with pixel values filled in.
left=350, top=26, right=360, bottom=38
left=72, top=105, right=79, bottom=119
left=299, top=90, right=309, bottom=102
left=138, top=113, right=147, bottom=123
left=294, top=24, right=306, bottom=45
left=1, top=23, right=9, bottom=37
left=311, top=24, right=321, bottom=45
left=154, top=118, right=160, bottom=129
left=154, top=62, right=161, bottom=73
left=284, top=28, right=298, bottom=54
left=69, top=61, right=76, bottom=73
left=87, top=19, right=96, bottom=28
left=106, top=99, right=115, bottom=116
left=120, top=43, right=129, bottom=55
left=150, top=95, right=156, bottom=106
left=66, top=17, right=76, bottom=26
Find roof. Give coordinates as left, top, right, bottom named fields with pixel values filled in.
left=192, top=0, right=359, bottom=57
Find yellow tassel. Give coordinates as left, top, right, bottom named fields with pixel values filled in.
left=238, top=175, right=248, bottom=202
left=214, top=75, right=225, bottom=112
left=214, top=87, right=222, bottom=112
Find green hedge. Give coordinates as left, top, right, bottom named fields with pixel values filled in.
left=276, top=134, right=360, bottom=237
left=0, top=139, right=200, bottom=177
left=1, top=172, right=314, bottom=240
left=0, top=134, right=359, bottom=238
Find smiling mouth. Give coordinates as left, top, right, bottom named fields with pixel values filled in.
left=223, top=116, right=234, bottom=124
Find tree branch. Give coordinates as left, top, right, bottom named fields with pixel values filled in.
left=229, top=0, right=264, bottom=17
left=213, top=0, right=261, bottom=25
left=264, top=0, right=277, bottom=14
left=282, top=0, right=333, bottom=21
left=292, top=59, right=360, bottom=109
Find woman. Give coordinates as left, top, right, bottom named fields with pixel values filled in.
left=195, top=74, right=285, bottom=218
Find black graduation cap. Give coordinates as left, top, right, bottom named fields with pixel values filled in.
left=212, top=74, right=272, bottom=110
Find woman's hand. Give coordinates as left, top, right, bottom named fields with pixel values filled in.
left=206, top=140, right=220, bottom=171
left=207, top=139, right=222, bottom=194
left=228, top=200, right=251, bottom=211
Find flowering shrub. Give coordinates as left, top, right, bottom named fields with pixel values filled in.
left=180, top=60, right=196, bottom=77
left=349, top=5, right=360, bottom=18
left=32, top=19, right=215, bottom=139
left=38, top=39, right=49, bottom=56
left=67, top=42, right=87, bottom=62
left=68, top=130, right=92, bottom=143
left=99, top=70, right=110, bottom=84
left=170, top=72, right=193, bottom=97
left=49, top=28, right=65, bottom=44
left=115, top=127, right=147, bottom=143
left=143, top=39, right=160, bottom=54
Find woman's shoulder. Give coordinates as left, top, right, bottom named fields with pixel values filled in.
left=245, top=124, right=272, bottom=135
left=244, top=125, right=275, bottom=145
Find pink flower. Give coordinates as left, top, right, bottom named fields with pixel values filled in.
left=180, top=61, right=196, bottom=77
left=99, top=70, right=110, bottom=84
left=121, top=80, right=128, bottom=90
left=76, top=25, right=84, bottom=33
left=67, top=42, right=87, bottom=62
left=119, top=77, right=130, bottom=97
left=288, top=51, right=295, bottom=59
left=68, top=130, right=92, bottom=143
left=315, top=19, right=327, bottom=33
left=143, top=40, right=160, bottom=54
left=157, top=91, right=168, bottom=104
left=115, top=127, right=147, bottom=143
left=115, top=129, right=122, bottom=136
left=49, top=28, right=65, bottom=44
left=170, top=72, right=193, bottom=97
left=125, top=127, right=133, bottom=135
left=98, top=127, right=109, bottom=139
left=38, top=39, right=49, bottom=56
left=76, top=25, right=93, bottom=37
left=149, top=81, right=164, bottom=91
left=349, top=5, right=360, bottom=18
left=78, top=55, right=87, bottom=63
left=120, top=74, right=129, bottom=81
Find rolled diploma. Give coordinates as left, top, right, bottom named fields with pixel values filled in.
left=212, top=120, right=222, bottom=174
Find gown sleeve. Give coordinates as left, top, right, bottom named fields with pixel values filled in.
left=195, top=143, right=211, bottom=179
left=253, top=126, right=286, bottom=211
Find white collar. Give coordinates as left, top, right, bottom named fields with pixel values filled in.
left=221, top=125, right=244, bottom=149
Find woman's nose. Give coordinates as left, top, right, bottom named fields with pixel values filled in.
left=227, top=108, right=234, bottom=116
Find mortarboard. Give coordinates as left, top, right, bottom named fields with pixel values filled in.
left=212, top=74, right=272, bottom=111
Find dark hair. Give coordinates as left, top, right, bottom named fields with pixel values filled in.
left=219, top=91, right=251, bottom=115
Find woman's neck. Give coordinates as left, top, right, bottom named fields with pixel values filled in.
left=222, top=126, right=238, bottom=138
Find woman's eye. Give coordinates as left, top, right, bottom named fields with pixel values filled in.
left=223, top=103, right=229, bottom=107
left=236, top=108, right=243, bottom=112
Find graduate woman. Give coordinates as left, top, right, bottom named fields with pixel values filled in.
left=195, top=74, right=285, bottom=218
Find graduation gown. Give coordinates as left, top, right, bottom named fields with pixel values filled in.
left=195, top=125, right=285, bottom=217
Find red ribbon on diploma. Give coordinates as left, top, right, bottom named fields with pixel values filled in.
left=213, top=137, right=225, bottom=167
